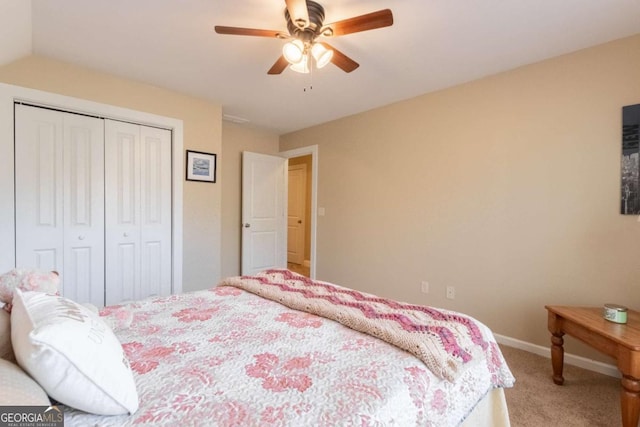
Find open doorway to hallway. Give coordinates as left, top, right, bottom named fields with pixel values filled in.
left=287, top=155, right=312, bottom=277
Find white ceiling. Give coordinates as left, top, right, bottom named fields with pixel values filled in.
left=29, top=0, right=640, bottom=135
left=0, top=1, right=31, bottom=65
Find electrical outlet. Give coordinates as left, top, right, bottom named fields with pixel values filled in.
left=446, top=286, right=455, bottom=300
left=421, top=281, right=429, bottom=294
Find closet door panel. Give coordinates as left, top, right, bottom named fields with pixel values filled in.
left=63, top=114, right=105, bottom=306
left=105, top=120, right=141, bottom=305
left=15, top=105, right=64, bottom=274
left=115, top=243, right=138, bottom=303
left=140, top=127, right=172, bottom=299
left=66, top=247, right=95, bottom=303
left=15, top=106, right=105, bottom=306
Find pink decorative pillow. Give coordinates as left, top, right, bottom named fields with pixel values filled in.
left=99, top=305, right=135, bottom=332
left=0, top=269, right=60, bottom=312
left=83, top=302, right=135, bottom=331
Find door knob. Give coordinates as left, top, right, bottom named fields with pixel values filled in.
left=244, top=223, right=251, bottom=228
left=78, top=235, right=85, bottom=240
left=123, top=232, right=129, bottom=237
left=298, top=220, right=302, bottom=224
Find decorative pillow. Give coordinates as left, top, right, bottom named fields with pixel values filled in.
left=0, top=358, right=50, bottom=405
left=0, top=269, right=60, bottom=312
left=99, top=304, right=135, bottom=332
left=0, top=309, right=15, bottom=362
left=83, top=302, right=135, bottom=332
left=11, top=290, right=139, bottom=415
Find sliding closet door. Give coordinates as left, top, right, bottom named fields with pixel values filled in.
left=105, top=120, right=171, bottom=305
left=15, top=105, right=105, bottom=306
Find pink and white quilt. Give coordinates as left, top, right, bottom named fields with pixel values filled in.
left=64, top=270, right=514, bottom=426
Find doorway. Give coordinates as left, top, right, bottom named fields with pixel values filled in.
left=287, top=157, right=311, bottom=277
left=281, top=145, right=318, bottom=279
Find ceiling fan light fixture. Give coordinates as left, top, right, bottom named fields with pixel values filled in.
left=216, top=2, right=393, bottom=75
left=289, top=54, right=310, bottom=74
left=311, top=43, right=333, bottom=69
left=282, top=39, right=305, bottom=64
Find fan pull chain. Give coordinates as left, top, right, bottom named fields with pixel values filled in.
left=303, top=64, right=314, bottom=92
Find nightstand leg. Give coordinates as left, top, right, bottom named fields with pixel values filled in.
left=550, top=333, right=565, bottom=385
left=621, top=375, right=640, bottom=427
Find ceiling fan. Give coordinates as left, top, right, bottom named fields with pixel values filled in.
left=214, top=0, right=393, bottom=75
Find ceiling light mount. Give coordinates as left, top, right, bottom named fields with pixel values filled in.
left=285, top=1, right=325, bottom=41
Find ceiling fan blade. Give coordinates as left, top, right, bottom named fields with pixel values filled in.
left=215, top=26, right=284, bottom=38
left=324, top=9, right=393, bottom=36
left=320, top=42, right=359, bottom=73
left=285, top=0, right=310, bottom=29
left=268, top=55, right=290, bottom=75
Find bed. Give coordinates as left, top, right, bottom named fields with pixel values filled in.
left=10, top=269, right=515, bottom=426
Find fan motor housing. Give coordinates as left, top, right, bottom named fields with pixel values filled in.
left=285, top=0, right=325, bottom=42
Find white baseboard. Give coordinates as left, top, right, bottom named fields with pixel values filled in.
left=303, top=260, right=311, bottom=268
left=494, top=333, right=620, bottom=379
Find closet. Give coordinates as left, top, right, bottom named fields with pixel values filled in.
left=14, top=104, right=172, bottom=307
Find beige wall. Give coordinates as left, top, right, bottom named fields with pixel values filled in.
left=0, top=55, right=223, bottom=292
left=281, top=34, right=640, bottom=359
left=221, top=122, right=280, bottom=278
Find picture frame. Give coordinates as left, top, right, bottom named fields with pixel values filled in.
left=186, top=150, right=217, bottom=183
left=621, top=104, right=640, bottom=214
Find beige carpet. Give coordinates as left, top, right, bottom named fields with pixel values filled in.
left=500, top=345, right=621, bottom=426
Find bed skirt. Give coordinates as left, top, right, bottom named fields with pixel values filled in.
left=462, top=387, right=510, bottom=427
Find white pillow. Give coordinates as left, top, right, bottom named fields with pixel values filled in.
left=11, top=290, right=139, bottom=415
left=0, top=358, right=50, bottom=406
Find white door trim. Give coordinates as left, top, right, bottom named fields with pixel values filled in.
left=280, top=145, right=318, bottom=279
left=0, top=82, right=183, bottom=295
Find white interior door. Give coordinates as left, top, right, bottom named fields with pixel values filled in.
left=15, top=104, right=105, bottom=306
left=241, top=151, right=287, bottom=275
left=287, top=163, right=306, bottom=265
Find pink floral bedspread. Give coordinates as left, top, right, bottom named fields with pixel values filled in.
left=64, top=274, right=514, bottom=426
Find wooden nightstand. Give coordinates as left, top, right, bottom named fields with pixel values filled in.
left=546, top=305, right=640, bottom=427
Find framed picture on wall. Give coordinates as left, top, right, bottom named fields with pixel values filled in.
left=622, top=104, right=640, bottom=214
left=186, top=150, right=217, bottom=183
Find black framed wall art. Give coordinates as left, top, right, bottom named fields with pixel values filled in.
left=186, top=150, right=217, bottom=183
